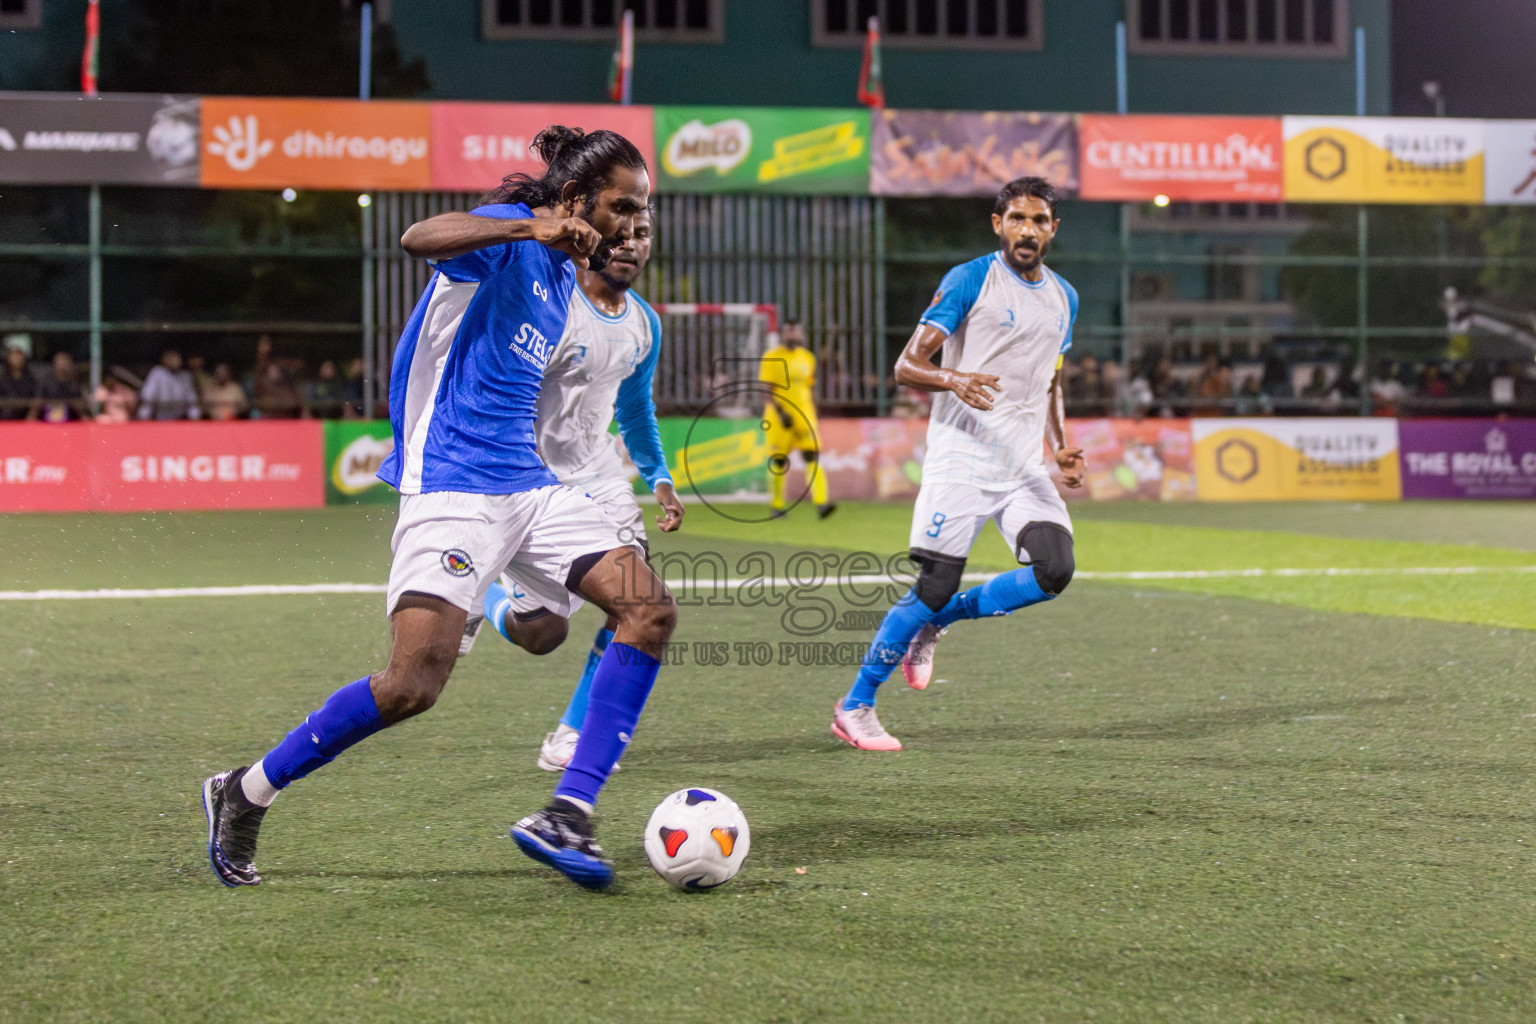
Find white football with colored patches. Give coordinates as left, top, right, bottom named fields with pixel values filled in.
left=643, top=787, right=751, bottom=890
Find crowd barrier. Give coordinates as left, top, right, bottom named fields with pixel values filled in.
left=0, top=418, right=1531, bottom=513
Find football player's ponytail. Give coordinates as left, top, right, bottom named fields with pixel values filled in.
left=482, top=125, right=647, bottom=211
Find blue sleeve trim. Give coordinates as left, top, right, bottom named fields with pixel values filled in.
left=918, top=255, right=990, bottom=336
left=614, top=295, right=673, bottom=491
left=1055, top=271, right=1080, bottom=354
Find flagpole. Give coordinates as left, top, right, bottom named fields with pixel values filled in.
left=621, top=8, right=634, bottom=105
left=84, top=0, right=102, bottom=412
left=360, top=0, right=375, bottom=419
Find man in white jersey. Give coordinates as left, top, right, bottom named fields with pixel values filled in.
left=831, top=176, right=1085, bottom=751
left=466, top=208, right=685, bottom=772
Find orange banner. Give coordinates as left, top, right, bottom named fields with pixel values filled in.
left=1079, top=115, right=1283, bottom=202
left=200, top=97, right=431, bottom=190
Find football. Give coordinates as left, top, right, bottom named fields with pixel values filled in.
left=643, top=787, right=751, bottom=890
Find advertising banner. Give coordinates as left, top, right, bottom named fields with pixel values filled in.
left=200, top=98, right=431, bottom=190
left=429, top=102, right=656, bottom=193
left=1064, top=418, right=1197, bottom=501
left=1191, top=418, right=1401, bottom=501
left=0, top=92, right=199, bottom=185
left=324, top=420, right=397, bottom=505
left=1482, top=121, right=1536, bottom=205
left=1282, top=117, right=1485, bottom=204
left=655, top=106, right=870, bottom=194
left=1078, top=115, right=1282, bottom=202
left=870, top=109, right=1077, bottom=197
left=1399, top=419, right=1536, bottom=499
left=0, top=422, right=324, bottom=512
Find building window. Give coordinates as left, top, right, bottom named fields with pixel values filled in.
left=483, top=0, right=723, bottom=42
left=811, top=0, right=1044, bottom=51
left=0, top=0, right=43, bottom=30
left=1129, top=0, right=1346, bottom=55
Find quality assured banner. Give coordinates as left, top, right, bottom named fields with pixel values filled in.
left=1482, top=121, right=1536, bottom=205
left=871, top=109, right=1077, bottom=197
left=655, top=106, right=870, bottom=194
left=200, top=97, right=431, bottom=190
left=1399, top=419, right=1536, bottom=499
left=1283, top=117, right=1485, bottom=204
left=324, top=420, right=397, bottom=505
left=1078, top=115, right=1282, bottom=202
left=0, top=422, right=323, bottom=512
left=1191, top=418, right=1401, bottom=501
left=0, top=92, right=200, bottom=185
left=429, top=102, right=655, bottom=193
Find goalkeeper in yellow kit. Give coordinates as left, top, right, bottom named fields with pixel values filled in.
left=758, top=319, right=835, bottom=519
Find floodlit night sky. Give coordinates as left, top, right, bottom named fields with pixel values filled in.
left=1393, top=0, right=1536, bottom=117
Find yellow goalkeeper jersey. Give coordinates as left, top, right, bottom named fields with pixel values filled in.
left=758, top=344, right=817, bottom=420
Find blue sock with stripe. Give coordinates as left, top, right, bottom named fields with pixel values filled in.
left=554, top=642, right=659, bottom=808
left=841, top=589, right=938, bottom=710
left=259, top=677, right=386, bottom=788
left=932, top=566, right=1053, bottom=629
left=559, top=626, right=614, bottom=730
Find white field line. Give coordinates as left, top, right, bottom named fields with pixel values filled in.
left=1, top=565, right=1535, bottom=601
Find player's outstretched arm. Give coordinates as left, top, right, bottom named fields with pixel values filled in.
left=1047, top=366, right=1085, bottom=488
left=400, top=212, right=602, bottom=266
left=894, top=323, right=1000, bottom=410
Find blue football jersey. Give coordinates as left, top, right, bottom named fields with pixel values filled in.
left=377, top=203, right=576, bottom=495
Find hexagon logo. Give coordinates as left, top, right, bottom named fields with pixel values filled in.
left=1215, top=439, right=1260, bottom=484
left=1304, top=137, right=1347, bottom=182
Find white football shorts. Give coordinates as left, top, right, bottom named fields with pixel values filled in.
left=385, top=484, right=635, bottom=618
left=908, top=473, right=1071, bottom=565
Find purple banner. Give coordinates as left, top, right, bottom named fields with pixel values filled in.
left=871, top=109, right=1078, bottom=197
left=1399, top=419, right=1536, bottom=499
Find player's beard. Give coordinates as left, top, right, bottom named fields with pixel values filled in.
left=1009, top=238, right=1048, bottom=273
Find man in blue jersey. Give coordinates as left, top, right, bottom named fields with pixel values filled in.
left=201, top=126, right=675, bottom=891
left=831, top=176, right=1086, bottom=751
left=464, top=207, right=686, bottom=773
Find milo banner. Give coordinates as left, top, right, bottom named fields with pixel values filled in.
left=1283, top=116, right=1485, bottom=204
left=324, top=420, right=397, bottom=505
left=0, top=92, right=200, bottom=185
left=871, top=109, right=1077, bottom=197
left=1191, top=418, right=1401, bottom=501
left=655, top=106, right=870, bottom=194
left=1399, top=419, right=1536, bottom=499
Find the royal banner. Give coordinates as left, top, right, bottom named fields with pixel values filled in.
left=1064, top=418, right=1197, bottom=501
left=1282, top=117, right=1485, bottom=204
left=1191, top=418, right=1401, bottom=501
left=655, top=106, right=870, bottom=194
left=324, top=420, right=397, bottom=505
left=870, top=109, right=1077, bottom=197
left=1482, top=121, right=1536, bottom=205
left=1078, top=115, right=1282, bottom=202
left=429, top=102, right=655, bottom=193
left=200, top=98, right=431, bottom=190
left=1399, top=419, right=1536, bottom=499
left=0, top=92, right=200, bottom=185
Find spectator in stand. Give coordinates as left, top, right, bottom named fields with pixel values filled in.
left=202, top=362, right=248, bottom=420
left=139, top=348, right=200, bottom=420
left=1259, top=349, right=1293, bottom=402
left=37, top=352, right=86, bottom=422
left=1371, top=362, right=1408, bottom=413
left=253, top=357, right=303, bottom=418
left=1420, top=364, right=1449, bottom=399
left=344, top=357, right=366, bottom=417
left=1068, top=354, right=1101, bottom=405
left=305, top=360, right=347, bottom=419
left=187, top=354, right=213, bottom=399
left=1099, top=359, right=1128, bottom=416
left=1192, top=354, right=1231, bottom=415
left=1233, top=373, right=1268, bottom=415
left=94, top=370, right=139, bottom=423
left=1300, top=366, right=1332, bottom=403
left=0, top=336, right=37, bottom=420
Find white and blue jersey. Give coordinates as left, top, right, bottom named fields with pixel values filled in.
left=919, top=251, right=1078, bottom=490
left=378, top=203, right=576, bottom=495
left=536, top=286, right=670, bottom=492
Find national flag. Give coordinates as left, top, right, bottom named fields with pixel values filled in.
left=607, top=8, right=634, bottom=105
left=857, top=15, right=883, bottom=109
left=82, top=0, right=100, bottom=97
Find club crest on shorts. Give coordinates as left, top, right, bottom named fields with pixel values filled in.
left=440, top=549, right=474, bottom=577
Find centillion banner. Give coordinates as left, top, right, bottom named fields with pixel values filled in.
left=1283, top=117, right=1484, bottom=204
left=1191, top=418, right=1401, bottom=501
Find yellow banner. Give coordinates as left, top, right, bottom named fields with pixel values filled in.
left=1191, top=419, right=1401, bottom=501
left=1282, top=117, right=1484, bottom=204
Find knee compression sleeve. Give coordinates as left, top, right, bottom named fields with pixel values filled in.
left=1016, top=522, right=1075, bottom=596
left=910, top=551, right=967, bottom=613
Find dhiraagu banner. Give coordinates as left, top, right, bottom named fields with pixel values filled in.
left=655, top=106, right=870, bottom=194
left=324, top=420, right=397, bottom=505
left=1191, top=418, right=1401, bottom=501
left=1282, top=117, right=1485, bottom=204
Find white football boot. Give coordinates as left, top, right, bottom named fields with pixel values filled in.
left=458, top=615, right=485, bottom=657
left=537, top=722, right=621, bottom=773
left=900, top=623, right=947, bottom=691
left=831, top=700, right=903, bottom=751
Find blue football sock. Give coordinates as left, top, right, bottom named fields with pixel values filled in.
left=932, top=566, right=1052, bottom=629
left=554, top=642, right=659, bottom=808
left=842, top=589, right=938, bottom=711
left=559, top=626, right=613, bottom=730
left=484, top=581, right=515, bottom=643
left=260, top=677, right=386, bottom=788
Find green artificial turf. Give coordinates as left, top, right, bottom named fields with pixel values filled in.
left=3, top=503, right=1536, bottom=1022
